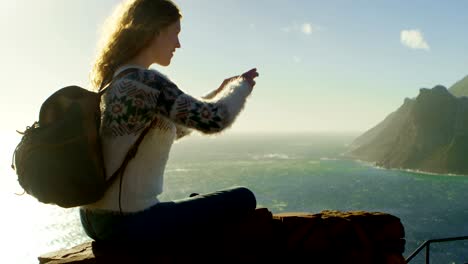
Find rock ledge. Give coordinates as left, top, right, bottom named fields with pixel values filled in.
left=39, top=209, right=407, bottom=264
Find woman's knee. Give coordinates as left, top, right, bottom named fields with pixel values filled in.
left=231, top=186, right=257, bottom=210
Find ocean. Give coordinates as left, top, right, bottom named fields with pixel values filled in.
left=1, top=131, right=468, bottom=264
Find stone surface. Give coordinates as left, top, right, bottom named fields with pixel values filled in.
left=273, top=210, right=406, bottom=263
left=39, top=209, right=406, bottom=264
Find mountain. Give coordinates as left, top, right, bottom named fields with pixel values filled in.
left=348, top=84, right=468, bottom=175
left=449, top=75, right=468, bottom=97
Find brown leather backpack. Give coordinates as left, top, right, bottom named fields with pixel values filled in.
left=11, top=69, right=149, bottom=208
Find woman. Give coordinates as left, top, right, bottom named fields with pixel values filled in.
left=79, top=0, right=259, bottom=246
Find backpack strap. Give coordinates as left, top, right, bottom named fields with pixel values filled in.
left=97, top=67, right=154, bottom=213
left=98, top=67, right=139, bottom=95
left=98, top=67, right=143, bottom=190
left=105, top=122, right=153, bottom=190
left=111, top=119, right=155, bottom=214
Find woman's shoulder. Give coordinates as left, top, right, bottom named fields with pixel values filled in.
left=115, top=65, right=172, bottom=84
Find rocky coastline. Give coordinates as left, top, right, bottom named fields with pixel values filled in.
left=348, top=80, right=468, bottom=176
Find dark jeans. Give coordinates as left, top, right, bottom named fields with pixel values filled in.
left=80, top=186, right=256, bottom=246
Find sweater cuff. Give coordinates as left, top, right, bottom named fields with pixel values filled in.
left=216, top=78, right=253, bottom=128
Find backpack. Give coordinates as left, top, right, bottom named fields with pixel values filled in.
left=11, top=69, right=150, bottom=208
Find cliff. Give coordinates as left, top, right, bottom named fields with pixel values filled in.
left=448, top=75, right=468, bottom=97
left=348, top=84, right=468, bottom=175
left=38, top=209, right=406, bottom=264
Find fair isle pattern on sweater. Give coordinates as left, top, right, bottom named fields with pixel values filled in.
left=85, top=67, right=252, bottom=212
left=104, top=78, right=159, bottom=136
left=173, top=95, right=225, bottom=131
left=102, top=69, right=230, bottom=137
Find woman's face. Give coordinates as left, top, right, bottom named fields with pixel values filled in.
left=149, top=19, right=181, bottom=66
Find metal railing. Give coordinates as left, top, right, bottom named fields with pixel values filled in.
left=406, top=235, right=468, bottom=263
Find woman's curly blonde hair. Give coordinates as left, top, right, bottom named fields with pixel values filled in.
left=91, top=0, right=181, bottom=90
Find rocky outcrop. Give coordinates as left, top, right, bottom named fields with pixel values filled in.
left=448, top=75, right=468, bottom=97
left=39, top=209, right=406, bottom=264
left=348, top=84, right=468, bottom=175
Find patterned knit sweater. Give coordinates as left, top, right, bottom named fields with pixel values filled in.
left=82, top=66, right=253, bottom=213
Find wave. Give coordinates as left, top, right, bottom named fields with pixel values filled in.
left=319, top=157, right=339, bottom=161
left=270, top=200, right=288, bottom=211
left=251, top=153, right=293, bottom=160
left=165, top=168, right=195, bottom=173
left=397, top=168, right=467, bottom=177
left=352, top=159, right=468, bottom=177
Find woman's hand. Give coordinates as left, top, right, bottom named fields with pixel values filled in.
left=218, top=76, right=239, bottom=91
left=218, top=68, right=259, bottom=90
left=203, top=76, right=238, bottom=99
left=202, top=68, right=259, bottom=99
left=241, top=68, right=259, bottom=88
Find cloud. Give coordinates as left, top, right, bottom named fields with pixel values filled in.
left=293, top=56, right=302, bottom=63
left=282, top=22, right=321, bottom=35
left=400, top=29, right=430, bottom=50
left=301, top=23, right=315, bottom=35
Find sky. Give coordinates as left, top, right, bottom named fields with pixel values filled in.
left=1, top=0, right=467, bottom=133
